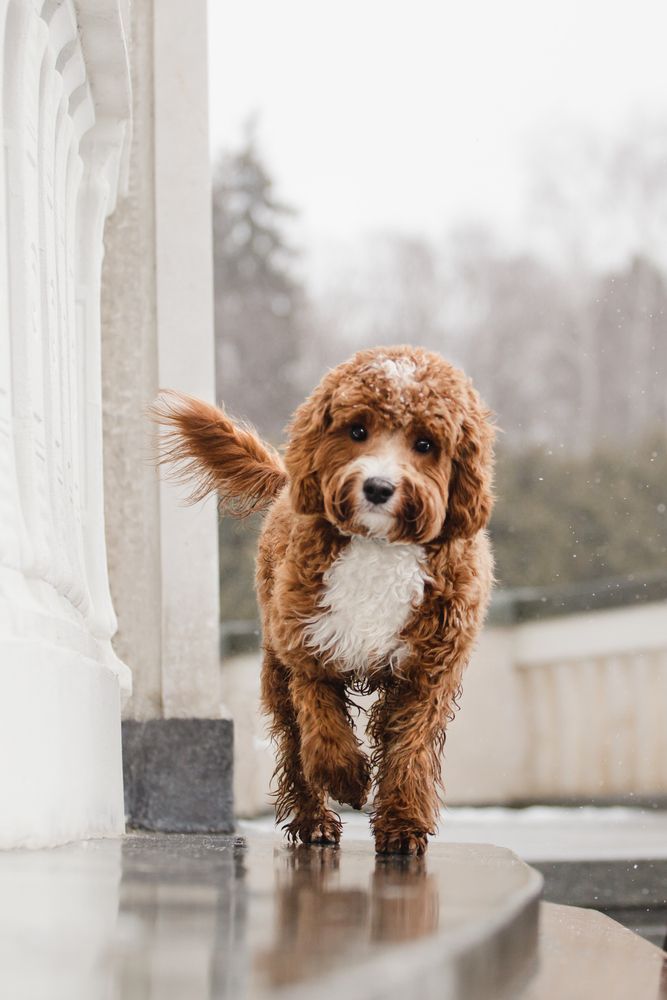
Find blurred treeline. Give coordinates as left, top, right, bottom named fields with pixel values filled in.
left=214, top=121, right=667, bottom=623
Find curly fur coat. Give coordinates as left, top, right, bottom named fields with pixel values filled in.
left=152, top=345, right=495, bottom=855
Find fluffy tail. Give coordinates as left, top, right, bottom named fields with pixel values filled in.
left=149, top=390, right=287, bottom=516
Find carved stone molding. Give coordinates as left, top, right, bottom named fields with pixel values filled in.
left=0, top=0, right=132, bottom=846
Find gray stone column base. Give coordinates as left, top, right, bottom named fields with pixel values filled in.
left=122, top=719, right=234, bottom=833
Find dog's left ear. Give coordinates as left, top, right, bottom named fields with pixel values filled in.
left=441, top=390, right=495, bottom=541
left=284, top=384, right=332, bottom=515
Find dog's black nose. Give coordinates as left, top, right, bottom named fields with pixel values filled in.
left=363, top=477, right=395, bottom=505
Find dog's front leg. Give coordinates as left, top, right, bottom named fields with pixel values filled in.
left=261, top=650, right=342, bottom=845
left=289, top=668, right=370, bottom=810
left=370, top=672, right=456, bottom=856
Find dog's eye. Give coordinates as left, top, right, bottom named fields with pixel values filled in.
left=414, top=437, right=433, bottom=454
left=349, top=424, right=368, bottom=442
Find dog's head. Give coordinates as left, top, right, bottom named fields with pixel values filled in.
left=284, top=346, right=494, bottom=544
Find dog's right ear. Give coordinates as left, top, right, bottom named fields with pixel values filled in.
left=284, top=384, right=332, bottom=515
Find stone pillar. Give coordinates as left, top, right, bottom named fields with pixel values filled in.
left=101, top=0, right=233, bottom=831
left=0, top=0, right=131, bottom=847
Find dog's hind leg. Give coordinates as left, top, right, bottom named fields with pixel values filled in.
left=261, top=650, right=342, bottom=845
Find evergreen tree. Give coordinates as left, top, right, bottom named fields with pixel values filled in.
left=213, top=124, right=308, bottom=625
left=212, top=121, right=306, bottom=441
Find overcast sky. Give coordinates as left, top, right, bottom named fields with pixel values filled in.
left=207, top=0, right=667, bottom=268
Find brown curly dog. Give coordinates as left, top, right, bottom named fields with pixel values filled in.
left=152, top=345, right=495, bottom=855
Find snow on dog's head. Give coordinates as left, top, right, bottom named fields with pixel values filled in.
left=284, top=345, right=495, bottom=544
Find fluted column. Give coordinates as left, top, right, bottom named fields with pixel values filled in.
left=0, top=0, right=131, bottom=848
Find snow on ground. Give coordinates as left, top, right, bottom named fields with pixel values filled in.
left=240, top=806, right=667, bottom=862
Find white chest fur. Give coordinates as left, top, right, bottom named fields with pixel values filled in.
left=303, top=537, right=428, bottom=673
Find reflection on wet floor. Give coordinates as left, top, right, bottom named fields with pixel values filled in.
left=114, top=835, right=249, bottom=999
left=0, top=832, right=540, bottom=1000
left=256, top=846, right=439, bottom=990
left=114, top=837, right=450, bottom=998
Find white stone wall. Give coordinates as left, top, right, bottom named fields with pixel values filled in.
left=0, top=0, right=131, bottom=847
left=226, top=600, right=667, bottom=816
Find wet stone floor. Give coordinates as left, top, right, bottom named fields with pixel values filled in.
left=0, top=832, right=540, bottom=1000
left=1, top=830, right=666, bottom=1000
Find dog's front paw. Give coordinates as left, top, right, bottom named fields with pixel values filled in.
left=284, top=809, right=342, bottom=846
left=309, top=750, right=371, bottom=810
left=329, top=751, right=371, bottom=810
left=308, top=814, right=343, bottom=845
left=374, top=827, right=429, bottom=857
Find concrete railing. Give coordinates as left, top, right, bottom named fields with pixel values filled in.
left=223, top=588, right=667, bottom=816
left=446, top=597, right=667, bottom=804
left=0, top=0, right=131, bottom=847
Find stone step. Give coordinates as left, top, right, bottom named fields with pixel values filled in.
left=603, top=907, right=667, bottom=950
left=234, top=837, right=543, bottom=1000
left=0, top=833, right=541, bottom=1000
left=1, top=832, right=664, bottom=999
left=519, top=902, right=667, bottom=1000
left=533, top=858, right=667, bottom=948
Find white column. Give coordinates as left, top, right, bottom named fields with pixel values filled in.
left=100, top=0, right=230, bottom=832
left=153, top=0, right=223, bottom=719
left=102, top=0, right=225, bottom=722
left=0, top=0, right=131, bottom=848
